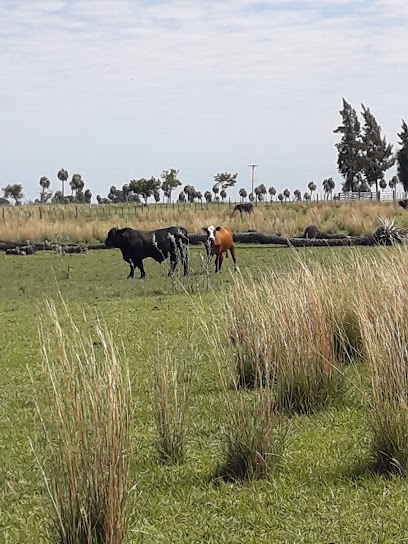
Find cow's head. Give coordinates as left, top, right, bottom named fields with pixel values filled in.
left=105, top=227, right=122, bottom=247
left=398, top=200, right=408, bottom=210
left=202, top=225, right=221, bottom=245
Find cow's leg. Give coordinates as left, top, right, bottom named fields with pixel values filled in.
left=230, top=246, right=237, bottom=269
left=135, top=260, right=146, bottom=279
left=168, top=252, right=177, bottom=276
left=125, top=258, right=135, bottom=279
left=182, top=244, right=189, bottom=276
left=216, top=253, right=223, bottom=273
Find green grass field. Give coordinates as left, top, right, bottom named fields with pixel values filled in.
left=1, top=245, right=407, bottom=543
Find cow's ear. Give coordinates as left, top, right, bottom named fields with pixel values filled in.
left=202, top=227, right=209, bottom=234
left=216, top=226, right=222, bottom=231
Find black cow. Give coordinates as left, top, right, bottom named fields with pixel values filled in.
left=232, top=203, right=253, bottom=216
left=105, top=226, right=189, bottom=279
left=398, top=199, right=408, bottom=210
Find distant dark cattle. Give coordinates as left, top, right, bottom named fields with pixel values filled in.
left=302, top=225, right=320, bottom=239
left=232, top=203, right=253, bottom=216
left=398, top=200, right=408, bottom=210
left=105, top=226, right=189, bottom=279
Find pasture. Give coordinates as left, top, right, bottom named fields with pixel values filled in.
left=1, top=199, right=408, bottom=242
left=1, top=244, right=408, bottom=543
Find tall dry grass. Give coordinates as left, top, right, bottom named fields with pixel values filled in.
left=152, top=338, right=195, bottom=464
left=1, top=200, right=406, bottom=242
left=352, top=248, right=408, bottom=474
left=32, top=300, right=132, bottom=544
left=216, top=265, right=342, bottom=413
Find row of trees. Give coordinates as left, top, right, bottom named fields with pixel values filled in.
left=334, top=99, right=408, bottom=192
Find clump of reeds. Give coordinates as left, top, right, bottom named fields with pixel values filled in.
left=33, top=299, right=132, bottom=544
left=353, top=248, right=408, bottom=474
left=216, top=370, right=288, bottom=481
left=220, top=265, right=342, bottom=413
left=152, top=338, right=194, bottom=464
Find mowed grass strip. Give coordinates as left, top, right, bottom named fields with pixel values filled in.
left=1, top=245, right=408, bottom=543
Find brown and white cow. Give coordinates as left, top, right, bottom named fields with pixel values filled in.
left=202, top=225, right=237, bottom=273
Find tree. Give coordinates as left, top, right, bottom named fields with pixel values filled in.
left=379, top=179, right=387, bottom=190
left=360, top=104, right=394, bottom=192
left=213, top=172, right=238, bottom=196
left=204, top=191, right=212, bottom=203
left=303, top=192, right=311, bottom=201
left=397, top=120, right=408, bottom=192
left=57, top=168, right=68, bottom=197
left=283, top=189, right=290, bottom=203
left=248, top=193, right=254, bottom=202
left=183, top=185, right=197, bottom=203
left=220, top=189, right=227, bottom=202
left=84, top=189, right=92, bottom=204
left=212, top=183, right=220, bottom=201
left=294, top=189, right=301, bottom=201
left=196, top=191, right=202, bottom=202
left=39, top=176, right=51, bottom=203
left=389, top=175, right=398, bottom=190
left=178, top=191, right=186, bottom=203
left=239, top=188, right=247, bottom=201
left=70, top=173, right=84, bottom=198
left=2, top=184, right=24, bottom=205
left=322, top=177, right=335, bottom=199
left=153, top=189, right=161, bottom=203
left=308, top=181, right=317, bottom=199
left=129, top=177, right=161, bottom=204
left=277, top=193, right=284, bottom=204
left=161, top=168, right=181, bottom=202
left=334, top=98, right=364, bottom=191
left=268, top=186, right=276, bottom=201
left=254, top=184, right=267, bottom=202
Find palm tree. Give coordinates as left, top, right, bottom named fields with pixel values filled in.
left=308, top=181, right=317, bottom=200
left=293, top=189, right=301, bottom=201
left=322, top=177, right=335, bottom=200
left=239, top=188, right=247, bottom=201
left=212, top=184, right=220, bottom=201
left=220, top=189, right=227, bottom=202
left=379, top=179, right=387, bottom=190
left=277, top=193, right=284, bottom=204
left=268, top=186, right=276, bottom=202
left=254, top=184, right=267, bottom=202
left=204, top=191, right=212, bottom=203
left=304, top=192, right=311, bottom=202
left=70, top=173, right=84, bottom=199
left=84, top=189, right=92, bottom=204
left=389, top=175, right=398, bottom=190
left=39, top=176, right=51, bottom=203
left=283, top=189, right=290, bottom=203
left=57, top=169, right=68, bottom=197
left=178, top=192, right=186, bottom=203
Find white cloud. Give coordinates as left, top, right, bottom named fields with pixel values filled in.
left=0, top=0, right=406, bottom=199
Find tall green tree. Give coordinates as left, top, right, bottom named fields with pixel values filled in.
left=39, top=176, right=51, bottom=203
left=213, top=172, right=238, bottom=200
left=2, top=184, right=24, bottom=205
left=268, top=186, right=276, bottom=201
left=334, top=99, right=364, bottom=191
left=360, top=104, right=394, bottom=192
left=239, top=188, right=247, bottom=201
left=130, top=177, right=161, bottom=204
left=255, top=184, right=267, bottom=202
left=70, top=173, right=84, bottom=198
left=397, top=120, right=408, bottom=192
left=322, top=177, right=335, bottom=199
left=161, top=168, right=181, bottom=202
left=57, top=168, right=68, bottom=197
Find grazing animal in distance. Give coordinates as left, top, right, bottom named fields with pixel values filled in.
left=398, top=199, right=408, bottom=210
left=202, top=225, right=237, bottom=273
left=105, top=226, right=189, bottom=279
left=232, top=203, right=253, bottom=216
left=302, top=225, right=320, bottom=239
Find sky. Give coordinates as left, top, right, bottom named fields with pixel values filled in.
left=1, top=0, right=407, bottom=202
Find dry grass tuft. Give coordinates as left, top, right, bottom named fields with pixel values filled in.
left=32, top=299, right=132, bottom=544
left=152, top=338, right=195, bottom=464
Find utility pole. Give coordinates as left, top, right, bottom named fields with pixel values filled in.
left=247, top=164, right=259, bottom=198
